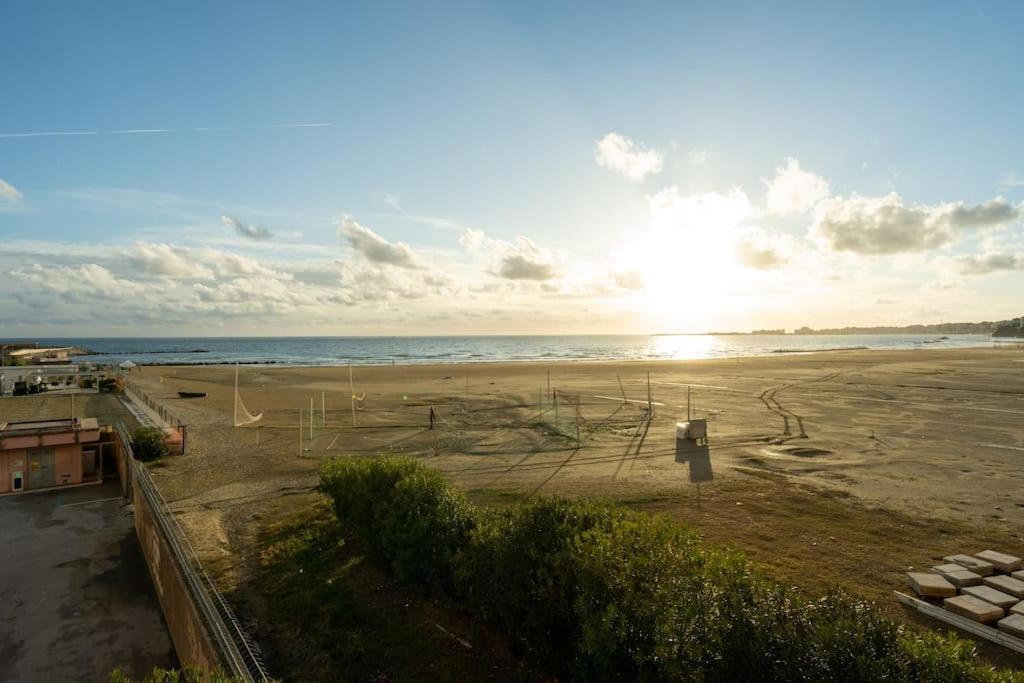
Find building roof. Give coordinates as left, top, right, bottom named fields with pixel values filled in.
left=0, top=417, right=99, bottom=436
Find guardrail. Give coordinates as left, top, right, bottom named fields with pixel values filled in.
left=118, top=423, right=271, bottom=681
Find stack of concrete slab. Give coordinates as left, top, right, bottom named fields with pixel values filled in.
left=931, top=563, right=983, bottom=588
left=907, top=549, right=1024, bottom=640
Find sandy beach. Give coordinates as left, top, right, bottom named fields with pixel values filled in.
left=7, top=345, right=1024, bottom=664
left=114, top=346, right=1024, bottom=526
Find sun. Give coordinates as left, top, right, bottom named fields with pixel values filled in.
left=619, top=190, right=755, bottom=329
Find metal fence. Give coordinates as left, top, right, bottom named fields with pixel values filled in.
left=118, top=423, right=271, bottom=681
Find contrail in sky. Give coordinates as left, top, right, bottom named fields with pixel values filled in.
left=0, top=130, right=98, bottom=138
left=0, top=123, right=333, bottom=139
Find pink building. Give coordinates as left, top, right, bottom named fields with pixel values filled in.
left=0, top=417, right=104, bottom=495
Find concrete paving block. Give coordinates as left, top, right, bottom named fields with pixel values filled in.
left=944, top=554, right=995, bottom=576
left=1010, top=601, right=1024, bottom=616
left=933, top=563, right=968, bottom=574
left=976, top=550, right=1023, bottom=573
left=983, top=575, right=1024, bottom=599
left=963, top=585, right=1018, bottom=609
left=941, top=569, right=984, bottom=588
left=1011, top=570, right=1024, bottom=582
left=944, top=595, right=1005, bottom=623
left=908, top=572, right=956, bottom=598
left=997, top=614, right=1024, bottom=638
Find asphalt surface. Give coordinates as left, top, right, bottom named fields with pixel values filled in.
left=0, top=479, right=176, bottom=681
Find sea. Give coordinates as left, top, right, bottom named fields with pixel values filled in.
left=4, top=334, right=1011, bottom=367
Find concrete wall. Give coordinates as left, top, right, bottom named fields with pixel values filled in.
left=133, top=479, right=223, bottom=673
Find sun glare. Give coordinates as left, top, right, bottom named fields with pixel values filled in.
left=621, top=190, right=754, bottom=330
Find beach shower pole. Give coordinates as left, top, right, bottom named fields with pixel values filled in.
left=349, top=364, right=357, bottom=428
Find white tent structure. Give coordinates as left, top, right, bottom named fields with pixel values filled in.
left=119, top=360, right=138, bottom=371
left=234, top=364, right=263, bottom=427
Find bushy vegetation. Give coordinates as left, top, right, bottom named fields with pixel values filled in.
left=319, top=456, right=475, bottom=592
left=320, top=455, right=1024, bottom=682
left=132, top=426, right=170, bottom=462
left=109, top=667, right=244, bottom=683
left=253, top=500, right=537, bottom=680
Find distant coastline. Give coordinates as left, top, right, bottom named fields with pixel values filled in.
left=658, top=315, right=1024, bottom=338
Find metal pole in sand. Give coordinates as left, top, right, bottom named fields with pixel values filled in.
left=647, top=371, right=653, bottom=418
left=298, top=407, right=303, bottom=457
left=322, top=391, right=326, bottom=429
left=538, top=388, right=542, bottom=423
left=575, top=398, right=581, bottom=448
left=310, top=396, right=314, bottom=440
left=349, top=364, right=357, bottom=428
left=554, top=388, right=558, bottom=426
left=547, top=370, right=550, bottom=397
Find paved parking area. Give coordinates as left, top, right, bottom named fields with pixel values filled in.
left=0, top=480, right=175, bottom=682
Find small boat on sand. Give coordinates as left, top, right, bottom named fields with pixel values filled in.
left=177, top=391, right=207, bottom=399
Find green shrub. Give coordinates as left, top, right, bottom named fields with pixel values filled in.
left=320, top=455, right=475, bottom=592
left=109, top=667, right=244, bottom=682
left=459, top=498, right=624, bottom=662
left=132, top=426, right=170, bottom=462
left=319, top=456, right=1024, bottom=682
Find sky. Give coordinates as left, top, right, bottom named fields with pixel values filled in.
left=1, top=1, right=1023, bottom=336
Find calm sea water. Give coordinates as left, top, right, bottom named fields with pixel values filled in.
left=5, top=334, right=1005, bottom=366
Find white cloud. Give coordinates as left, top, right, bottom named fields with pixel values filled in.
left=123, top=243, right=212, bottom=278
left=15, top=263, right=145, bottom=300
left=459, top=227, right=485, bottom=251
left=812, top=193, right=1021, bottom=255
left=956, top=252, right=1024, bottom=275
left=1000, top=173, right=1024, bottom=190
left=119, top=243, right=286, bottom=280
left=945, top=197, right=1020, bottom=228
left=338, top=215, right=420, bottom=268
left=685, top=149, right=711, bottom=165
left=609, top=270, right=645, bottom=290
left=763, top=158, right=829, bottom=215
left=595, top=133, right=663, bottom=182
left=648, top=187, right=755, bottom=232
left=0, top=178, right=22, bottom=205
left=495, top=237, right=561, bottom=281
left=221, top=215, right=273, bottom=240
left=733, top=227, right=794, bottom=270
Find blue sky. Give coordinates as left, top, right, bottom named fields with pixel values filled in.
left=1, top=2, right=1023, bottom=335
